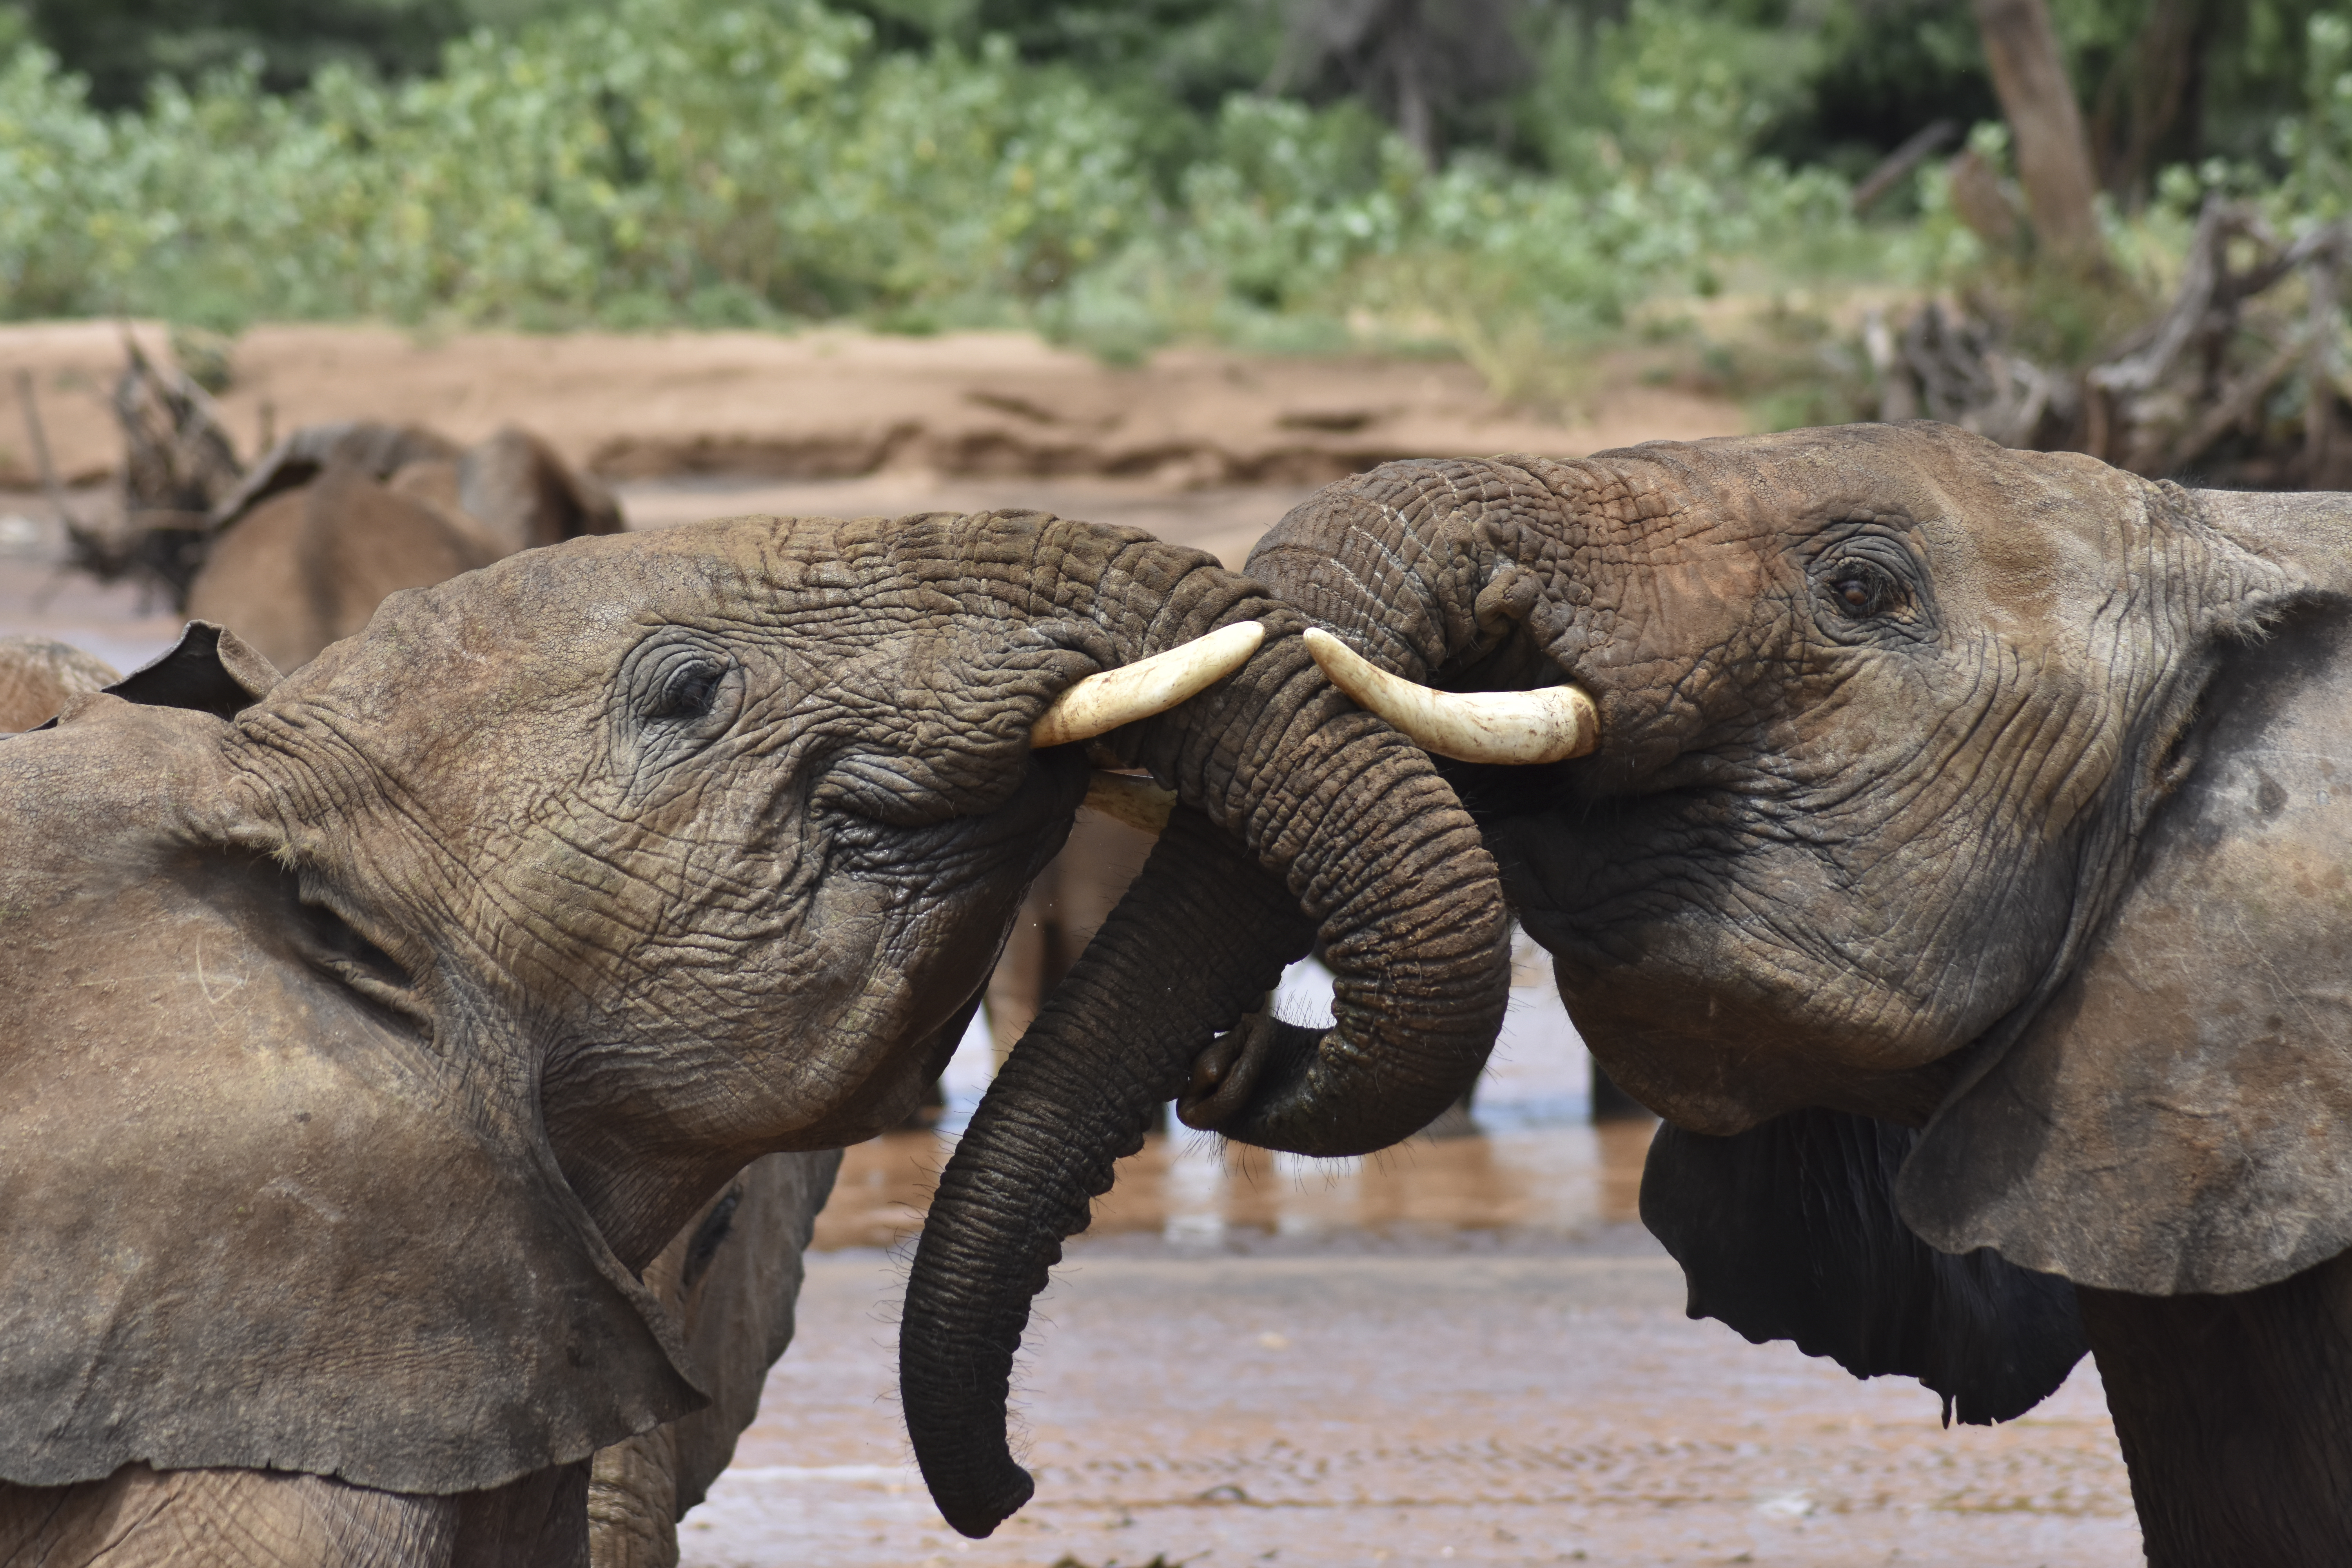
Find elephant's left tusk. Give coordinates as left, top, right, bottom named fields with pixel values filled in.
left=1082, top=771, right=1175, bottom=834
left=1031, top=621, right=1265, bottom=749
left=1303, top=627, right=1599, bottom=765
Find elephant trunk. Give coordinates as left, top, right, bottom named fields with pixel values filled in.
left=898, top=519, right=1510, bottom=1537
left=900, top=809, right=1313, bottom=1538
left=892, top=508, right=1514, bottom=1155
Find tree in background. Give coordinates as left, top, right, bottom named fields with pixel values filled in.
left=1265, top=0, right=1534, bottom=169
left=2081, top=0, right=2221, bottom=200
left=1973, top=0, right=2105, bottom=267
left=1769, top=0, right=2344, bottom=210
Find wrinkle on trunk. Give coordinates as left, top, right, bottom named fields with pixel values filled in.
left=880, top=509, right=1509, bottom=1539
left=902, top=810, right=1313, bottom=1539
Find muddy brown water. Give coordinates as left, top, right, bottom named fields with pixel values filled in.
left=2, top=452, right=2143, bottom=1565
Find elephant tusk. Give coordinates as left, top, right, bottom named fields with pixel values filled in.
left=1082, top=771, right=1175, bottom=835
left=1031, top=621, right=1265, bottom=749
left=1303, top=626, right=1599, bottom=765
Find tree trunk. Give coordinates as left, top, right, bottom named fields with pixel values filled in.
left=1972, top=0, right=2107, bottom=268
left=2088, top=0, right=2216, bottom=205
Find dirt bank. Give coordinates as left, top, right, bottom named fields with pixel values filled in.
left=0, top=321, right=1746, bottom=491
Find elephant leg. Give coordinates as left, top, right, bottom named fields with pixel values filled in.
left=451, top=1461, right=589, bottom=1568
left=0, top=1465, right=459, bottom=1567
left=2079, top=1247, right=2352, bottom=1566
left=586, top=1428, right=680, bottom=1568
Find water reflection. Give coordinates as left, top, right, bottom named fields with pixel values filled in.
left=810, top=1120, right=1654, bottom=1253
left=819, top=923, right=1652, bottom=1252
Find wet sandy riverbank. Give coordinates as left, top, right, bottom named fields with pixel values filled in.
left=697, top=1126, right=2138, bottom=1568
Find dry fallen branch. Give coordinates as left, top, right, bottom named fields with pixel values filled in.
left=1874, top=198, right=2352, bottom=491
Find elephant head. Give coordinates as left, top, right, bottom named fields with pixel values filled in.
left=1158, top=422, right=2352, bottom=1419
left=0, top=506, right=1506, bottom=1524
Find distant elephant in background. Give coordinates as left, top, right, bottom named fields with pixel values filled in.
left=901, top=422, right=2352, bottom=1563
left=0, top=635, right=117, bottom=731
left=187, top=421, right=624, bottom=671
left=0, top=504, right=1508, bottom=1565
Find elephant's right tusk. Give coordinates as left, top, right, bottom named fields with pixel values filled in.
left=1082, top=771, right=1174, bottom=835
left=1031, top=621, right=1265, bottom=750
left=1303, top=627, right=1599, bottom=765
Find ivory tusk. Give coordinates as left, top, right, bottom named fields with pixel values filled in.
left=1082, top=770, right=1175, bottom=835
left=1303, top=626, right=1599, bottom=765
left=1031, top=621, right=1265, bottom=750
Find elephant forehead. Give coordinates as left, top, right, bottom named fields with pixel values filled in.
left=1569, top=426, right=2158, bottom=633
left=274, top=523, right=1028, bottom=730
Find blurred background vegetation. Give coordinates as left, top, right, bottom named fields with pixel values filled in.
left=5, top=0, right=2352, bottom=443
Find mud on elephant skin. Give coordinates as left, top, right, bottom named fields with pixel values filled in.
left=0, top=506, right=1509, bottom=1564
left=1221, top=421, right=2352, bottom=1564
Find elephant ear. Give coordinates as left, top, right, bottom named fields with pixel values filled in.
left=26, top=621, right=278, bottom=731
left=105, top=620, right=282, bottom=716
left=0, top=693, right=703, bottom=1492
left=1642, top=1110, right=2087, bottom=1425
left=1902, top=593, right=2352, bottom=1295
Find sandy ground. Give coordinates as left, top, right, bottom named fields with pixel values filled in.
left=0, top=325, right=2142, bottom=1565
left=705, top=1236, right=2137, bottom=1568
left=713, top=957, right=2141, bottom=1568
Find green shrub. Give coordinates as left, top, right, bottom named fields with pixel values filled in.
left=0, top=0, right=1875, bottom=408
left=0, top=0, right=1146, bottom=325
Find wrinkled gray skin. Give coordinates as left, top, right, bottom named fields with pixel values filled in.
left=1226, top=423, right=2352, bottom=1566
left=584, top=1152, right=839, bottom=1568
left=0, top=508, right=1507, bottom=1565
left=187, top=422, right=623, bottom=672
left=2, top=631, right=791, bottom=1568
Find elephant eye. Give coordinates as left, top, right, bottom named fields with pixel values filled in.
left=648, top=657, right=727, bottom=722
left=1826, top=559, right=1898, bottom=618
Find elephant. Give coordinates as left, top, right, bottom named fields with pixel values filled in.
left=897, top=421, right=2352, bottom=1564
left=0, top=635, right=118, bottom=731
left=0, top=504, right=1509, bottom=1564
left=583, top=1151, right=840, bottom=1568
left=0, top=621, right=835, bottom=1568
left=186, top=421, right=624, bottom=672
left=3, top=630, right=828, bottom=1568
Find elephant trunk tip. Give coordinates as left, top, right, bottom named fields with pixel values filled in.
left=922, top=1456, right=1034, bottom=1539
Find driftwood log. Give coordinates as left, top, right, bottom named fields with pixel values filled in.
left=1872, top=199, right=2352, bottom=491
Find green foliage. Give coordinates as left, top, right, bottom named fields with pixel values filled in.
left=22, top=0, right=472, bottom=109
left=0, top=0, right=1868, bottom=379
left=2269, top=9, right=2352, bottom=225
left=0, top=0, right=1149, bottom=327
left=1522, top=0, right=1819, bottom=178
